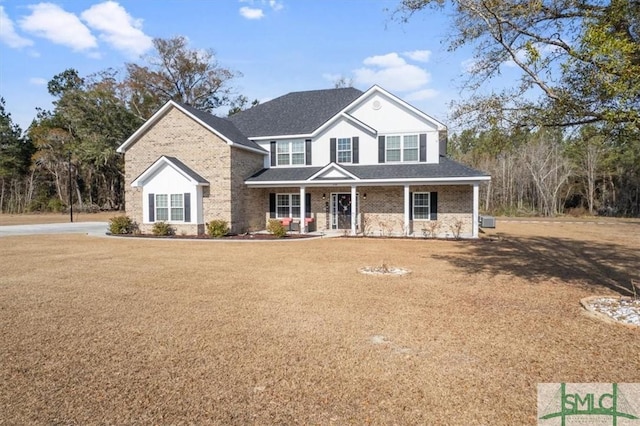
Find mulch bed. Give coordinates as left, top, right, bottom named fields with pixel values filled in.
left=108, top=232, right=317, bottom=240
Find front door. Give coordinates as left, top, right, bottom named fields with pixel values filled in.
left=332, top=193, right=352, bottom=229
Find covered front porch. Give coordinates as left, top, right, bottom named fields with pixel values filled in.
left=256, top=183, right=482, bottom=238
left=245, top=160, right=490, bottom=238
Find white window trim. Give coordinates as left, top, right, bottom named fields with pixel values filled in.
left=276, top=193, right=301, bottom=218
left=413, top=192, right=431, bottom=220
left=337, top=137, right=352, bottom=164
left=385, top=134, right=420, bottom=163
left=155, top=193, right=185, bottom=222
left=276, top=140, right=305, bottom=167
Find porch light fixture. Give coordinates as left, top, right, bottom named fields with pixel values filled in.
left=363, top=193, right=367, bottom=200
left=322, top=193, right=326, bottom=200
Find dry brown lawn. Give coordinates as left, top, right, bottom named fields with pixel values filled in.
left=1, top=219, right=639, bottom=424
left=0, top=211, right=115, bottom=226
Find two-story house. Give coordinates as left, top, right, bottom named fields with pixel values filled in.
left=117, top=85, right=490, bottom=237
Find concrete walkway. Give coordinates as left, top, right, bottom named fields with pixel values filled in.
left=0, top=222, right=108, bottom=237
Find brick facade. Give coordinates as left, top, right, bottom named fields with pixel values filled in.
left=259, top=185, right=474, bottom=237
left=123, top=107, right=264, bottom=235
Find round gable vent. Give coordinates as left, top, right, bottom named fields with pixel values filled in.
left=372, top=100, right=382, bottom=110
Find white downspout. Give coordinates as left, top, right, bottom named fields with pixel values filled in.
left=404, top=184, right=410, bottom=236
left=472, top=183, right=479, bottom=238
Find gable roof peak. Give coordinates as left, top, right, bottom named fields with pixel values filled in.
left=117, top=99, right=266, bottom=154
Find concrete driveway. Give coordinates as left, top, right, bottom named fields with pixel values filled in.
left=0, top=222, right=108, bottom=237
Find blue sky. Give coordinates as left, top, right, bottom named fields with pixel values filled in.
left=0, top=0, right=490, bottom=132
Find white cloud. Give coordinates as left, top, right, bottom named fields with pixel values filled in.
left=81, top=1, right=152, bottom=57
left=19, top=3, right=97, bottom=51
left=363, top=52, right=406, bottom=68
left=239, top=6, right=264, bottom=20
left=0, top=6, right=34, bottom=48
left=354, top=52, right=431, bottom=92
left=461, top=58, right=479, bottom=73
left=29, top=77, right=48, bottom=86
left=238, top=1, right=282, bottom=19
left=269, top=0, right=284, bottom=11
left=403, top=50, right=431, bottom=63
left=405, top=88, right=439, bottom=101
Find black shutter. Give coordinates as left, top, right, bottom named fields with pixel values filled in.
left=409, top=192, right=413, bottom=220
left=330, top=138, right=337, bottom=163
left=184, top=193, right=191, bottom=222
left=305, top=193, right=311, bottom=218
left=269, top=193, right=276, bottom=218
left=439, top=130, right=448, bottom=157
left=352, top=137, right=359, bottom=164
left=430, top=192, right=438, bottom=220
left=419, top=133, right=427, bottom=162
left=148, top=193, right=155, bottom=222
left=305, top=139, right=312, bottom=165
left=270, top=141, right=276, bottom=166
left=378, top=136, right=385, bottom=163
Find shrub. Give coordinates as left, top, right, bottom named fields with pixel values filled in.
left=206, top=219, right=229, bottom=238
left=47, top=198, right=66, bottom=213
left=109, top=215, right=134, bottom=234
left=152, top=221, right=174, bottom=236
left=267, top=219, right=287, bottom=238
left=449, top=218, right=464, bottom=239
left=566, top=206, right=588, bottom=217
left=422, top=221, right=441, bottom=238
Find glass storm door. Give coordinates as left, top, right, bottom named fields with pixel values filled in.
left=332, top=193, right=352, bottom=229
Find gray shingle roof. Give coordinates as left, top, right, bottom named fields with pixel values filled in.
left=163, top=156, right=209, bottom=184
left=228, top=87, right=363, bottom=137
left=248, top=166, right=323, bottom=182
left=342, top=157, right=489, bottom=179
left=178, top=103, right=265, bottom=152
left=246, top=157, right=488, bottom=182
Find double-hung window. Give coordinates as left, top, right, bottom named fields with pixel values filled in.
left=403, top=135, right=419, bottom=161
left=386, top=134, right=419, bottom=162
left=413, top=192, right=430, bottom=220
left=276, top=194, right=300, bottom=218
left=386, top=136, right=401, bottom=162
left=170, top=194, right=184, bottom=221
left=155, top=193, right=184, bottom=221
left=337, top=138, right=352, bottom=163
left=277, top=141, right=305, bottom=166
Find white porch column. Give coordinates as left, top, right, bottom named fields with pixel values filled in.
left=351, top=185, right=357, bottom=235
left=299, top=186, right=306, bottom=234
left=404, top=184, right=410, bottom=236
left=472, top=183, right=479, bottom=238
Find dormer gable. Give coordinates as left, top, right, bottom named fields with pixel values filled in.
left=308, top=163, right=359, bottom=181
left=131, top=155, right=209, bottom=188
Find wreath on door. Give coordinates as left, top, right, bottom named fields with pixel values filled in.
left=339, top=196, right=351, bottom=212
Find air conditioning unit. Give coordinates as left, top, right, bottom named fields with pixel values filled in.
left=479, top=215, right=496, bottom=228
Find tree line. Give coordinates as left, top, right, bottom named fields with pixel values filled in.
left=0, top=36, right=253, bottom=214
left=400, top=0, right=639, bottom=216
left=2, top=0, right=640, bottom=217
